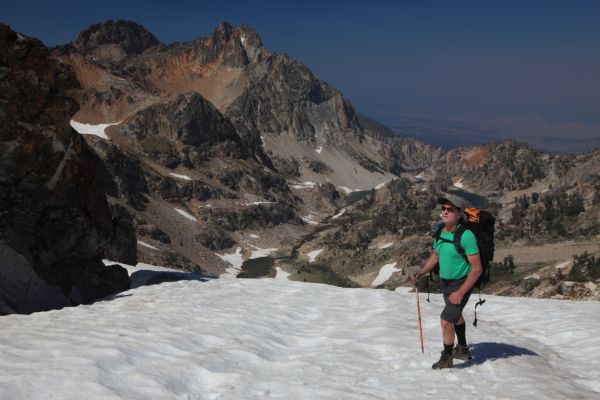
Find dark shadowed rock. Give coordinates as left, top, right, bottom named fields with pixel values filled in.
left=195, top=227, right=236, bottom=250
left=73, top=19, right=161, bottom=57
left=0, top=24, right=132, bottom=314
left=117, top=92, right=246, bottom=168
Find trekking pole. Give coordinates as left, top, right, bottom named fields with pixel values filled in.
left=415, top=282, right=425, bottom=354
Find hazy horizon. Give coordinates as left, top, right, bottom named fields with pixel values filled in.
left=4, top=0, right=599, bottom=153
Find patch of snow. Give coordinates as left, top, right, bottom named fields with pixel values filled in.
left=307, top=249, right=324, bottom=263
left=45, top=138, right=75, bottom=190
left=216, top=247, right=244, bottom=276
left=137, top=241, right=159, bottom=251
left=374, top=182, right=386, bottom=190
left=169, top=173, right=192, bottom=181
left=316, top=146, right=323, bottom=154
left=338, top=186, right=358, bottom=194
left=260, top=136, right=266, bottom=146
left=245, top=201, right=275, bottom=206
left=555, top=261, right=571, bottom=269
left=290, top=181, right=317, bottom=189
left=302, top=215, right=320, bottom=225
left=249, top=245, right=277, bottom=259
left=453, top=178, right=464, bottom=189
left=275, top=267, right=290, bottom=280
left=249, top=234, right=260, bottom=239
left=331, top=208, right=346, bottom=219
left=240, top=35, right=247, bottom=46
left=70, top=120, right=120, bottom=140
left=174, top=208, right=197, bottom=222
left=2, top=276, right=600, bottom=398
left=524, top=273, right=541, bottom=280
left=370, top=262, right=400, bottom=287
left=378, top=242, right=394, bottom=250
left=415, top=172, right=426, bottom=179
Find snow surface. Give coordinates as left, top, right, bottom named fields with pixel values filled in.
left=169, top=173, right=192, bottom=181
left=290, top=181, right=317, bottom=189
left=70, top=120, right=119, bottom=140
left=307, top=249, right=323, bottom=263
left=174, top=208, right=197, bottom=222
left=378, top=242, right=394, bottom=250
left=275, top=267, right=290, bottom=280
left=453, top=178, right=464, bottom=189
left=249, top=234, right=260, bottom=239
left=370, top=262, right=400, bottom=287
left=316, top=146, right=323, bottom=154
left=301, top=216, right=320, bottom=225
left=1, top=275, right=599, bottom=399
left=249, top=245, right=278, bottom=259
left=338, top=186, right=358, bottom=194
left=331, top=208, right=346, bottom=219
left=216, top=247, right=244, bottom=276
left=245, top=201, right=275, bottom=206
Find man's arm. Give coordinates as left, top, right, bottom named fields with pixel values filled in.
left=411, top=251, right=439, bottom=281
left=448, top=253, right=482, bottom=304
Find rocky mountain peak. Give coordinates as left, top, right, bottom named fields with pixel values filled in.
left=73, top=19, right=161, bottom=56
left=199, top=21, right=264, bottom=66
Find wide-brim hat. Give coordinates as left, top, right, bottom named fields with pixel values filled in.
left=437, top=194, right=468, bottom=219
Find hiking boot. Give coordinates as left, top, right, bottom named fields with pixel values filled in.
left=453, top=344, right=472, bottom=360
left=432, top=351, right=453, bottom=369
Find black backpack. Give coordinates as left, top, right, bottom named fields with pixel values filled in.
left=431, top=208, right=496, bottom=326
left=433, top=208, right=496, bottom=287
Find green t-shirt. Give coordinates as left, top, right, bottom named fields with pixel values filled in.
left=433, top=226, right=479, bottom=280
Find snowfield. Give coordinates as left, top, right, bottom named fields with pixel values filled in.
left=1, top=270, right=599, bottom=399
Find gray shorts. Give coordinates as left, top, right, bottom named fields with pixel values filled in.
left=440, top=278, right=472, bottom=324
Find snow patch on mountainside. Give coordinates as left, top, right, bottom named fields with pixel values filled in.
left=307, top=249, right=324, bottom=263
left=174, top=208, right=197, bottom=222
left=371, top=262, right=400, bottom=286
left=70, top=120, right=120, bottom=140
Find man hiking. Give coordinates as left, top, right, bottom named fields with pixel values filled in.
left=411, top=194, right=483, bottom=369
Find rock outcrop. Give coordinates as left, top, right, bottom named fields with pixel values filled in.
left=0, top=24, right=133, bottom=314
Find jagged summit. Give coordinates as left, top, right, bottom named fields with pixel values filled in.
left=210, top=22, right=263, bottom=49
left=73, top=19, right=161, bottom=56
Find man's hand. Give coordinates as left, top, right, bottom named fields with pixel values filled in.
left=449, top=290, right=464, bottom=305
left=410, top=272, right=422, bottom=282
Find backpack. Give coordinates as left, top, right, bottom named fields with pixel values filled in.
left=432, top=208, right=496, bottom=288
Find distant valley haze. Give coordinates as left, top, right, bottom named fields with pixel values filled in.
left=4, top=0, right=599, bottom=153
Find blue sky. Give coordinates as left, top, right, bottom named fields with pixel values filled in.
left=4, top=1, right=600, bottom=152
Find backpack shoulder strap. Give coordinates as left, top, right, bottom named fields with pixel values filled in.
left=434, top=223, right=444, bottom=243
left=453, top=224, right=468, bottom=262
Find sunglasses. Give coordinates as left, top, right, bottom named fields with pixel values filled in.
left=441, top=206, right=458, bottom=213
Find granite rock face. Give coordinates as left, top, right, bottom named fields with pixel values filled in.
left=0, top=24, right=132, bottom=314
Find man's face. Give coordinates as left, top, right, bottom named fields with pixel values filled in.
left=440, top=202, right=461, bottom=225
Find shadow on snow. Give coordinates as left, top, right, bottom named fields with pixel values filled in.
left=454, top=342, right=539, bottom=368
left=129, top=269, right=216, bottom=289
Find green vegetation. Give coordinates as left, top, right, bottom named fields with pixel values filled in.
left=498, top=189, right=587, bottom=241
